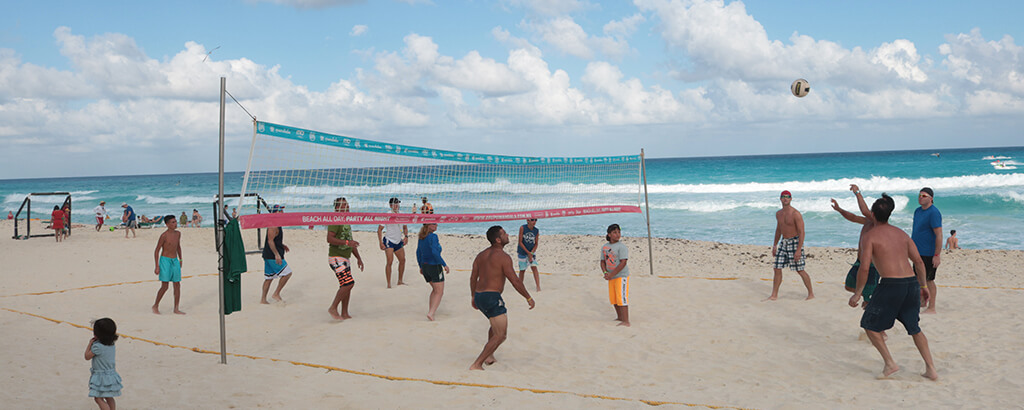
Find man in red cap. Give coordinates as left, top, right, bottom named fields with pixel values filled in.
left=766, top=190, right=814, bottom=300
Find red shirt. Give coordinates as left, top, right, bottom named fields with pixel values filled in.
left=52, top=210, right=64, bottom=229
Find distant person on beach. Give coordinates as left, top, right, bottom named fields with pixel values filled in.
left=153, top=215, right=185, bottom=314
left=849, top=194, right=938, bottom=381
left=231, top=207, right=238, bottom=220
left=6, top=211, right=12, bottom=220
left=62, top=204, right=72, bottom=239
left=262, top=204, right=293, bottom=304
left=221, top=205, right=230, bottom=225
left=51, top=205, right=65, bottom=242
left=85, top=317, right=122, bottom=410
left=518, top=218, right=541, bottom=291
left=417, top=223, right=449, bottom=321
left=912, top=187, right=942, bottom=314
left=831, top=185, right=881, bottom=306
left=601, top=224, right=630, bottom=326
left=945, top=230, right=959, bottom=250
left=420, top=196, right=434, bottom=214
left=93, top=201, right=107, bottom=231
left=767, top=190, right=814, bottom=300
left=179, top=211, right=188, bottom=227
left=121, top=203, right=137, bottom=238
left=469, top=226, right=535, bottom=370
left=377, top=197, right=408, bottom=288
left=191, top=209, right=202, bottom=228
left=326, top=197, right=363, bottom=321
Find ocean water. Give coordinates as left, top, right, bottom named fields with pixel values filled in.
left=3, top=146, right=1022, bottom=250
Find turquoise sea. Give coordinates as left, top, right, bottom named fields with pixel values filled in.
left=3, top=146, right=1022, bottom=250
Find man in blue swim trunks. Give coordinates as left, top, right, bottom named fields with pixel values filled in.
left=153, top=215, right=185, bottom=315
left=468, top=226, right=535, bottom=370
left=849, top=194, right=938, bottom=381
left=831, top=184, right=881, bottom=305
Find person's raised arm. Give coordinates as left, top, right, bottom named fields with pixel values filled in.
left=831, top=198, right=865, bottom=224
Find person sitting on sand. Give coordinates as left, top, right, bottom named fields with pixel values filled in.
left=261, top=205, right=292, bottom=304
left=945, top=230, right=959, bottom=250
left=153, top=215, right=185, bottom=315
left=469, top=226, right=535, bottom=370
left=766, top=190, right=814, bottom=301
left=849, top=194, right=937, bottom=380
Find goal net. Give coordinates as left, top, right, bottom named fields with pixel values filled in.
left=236, top=121, right=643, bottom=229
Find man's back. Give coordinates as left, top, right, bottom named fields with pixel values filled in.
left=865, top=224, right=917, bottom=279
left=473, top=247, right=511, bottom=293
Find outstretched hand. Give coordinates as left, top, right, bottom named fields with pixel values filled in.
left=830, top=198, right=841, bottom=212
left=849, top=184, right=860, bottom=193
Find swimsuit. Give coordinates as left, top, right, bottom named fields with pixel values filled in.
left=474, top=292, right=507, bottom=318
left=608, top=276, right=630, bottom=306
left=860, top=277, right=922, bottom=335
left=420, top=264, right=444, bottom=283
left=263, top=259, right=293, bottom=280
left=773, top=236, right=806, bottom=271
left=329, top=256, right=354, bottom=286
left=158, top=256, right=182, bottom=282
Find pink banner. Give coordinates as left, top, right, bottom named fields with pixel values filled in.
left=238, top=205, right=641, bottom=230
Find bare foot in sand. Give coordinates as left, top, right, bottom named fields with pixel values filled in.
left=272, top=294, right=283, bottom=303
left=878, top=364, right=901, bottom=379
left=484, top=355, right=496, bottom=365
left=342, top=314, right=352, bottom=320
left=152, top=306, right=160, bottom=314
left=173, top=309, right=186, bottom=315
left=469, top=364, right=484, bottom=370
left=329, top=310, right=344, bottom=321
left=617, top=321, right=631, bottom=327
left=260, top=299, right=270, bottom=304
left=922, top=308, right=936, bottom=314
left=805, top=294, right=815, bottom=300
left=922, top=368, right=938, bottom=381
left=397, top=281, right=407, bottom=286
left=426, top=314, right=435, bottom=321
left=762, top=296, right=778, bottom=301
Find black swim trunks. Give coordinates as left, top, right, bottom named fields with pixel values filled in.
left=420, top=264, right=444, bottom=283
left=915, top=255, right=938, bottom=281
left=860, top=277, right=922, bottom=335
left=474, top=291, right=506, bottom=318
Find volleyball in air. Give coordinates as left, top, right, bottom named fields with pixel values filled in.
left=791, top=78, right=810, bottom=98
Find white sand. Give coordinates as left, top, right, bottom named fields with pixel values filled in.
left=2, top=219, right=1023, bottom=409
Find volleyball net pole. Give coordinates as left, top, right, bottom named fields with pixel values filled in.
left=216, top=77, right=228, bottom=365
left=641, top=149, right=653, bottom=276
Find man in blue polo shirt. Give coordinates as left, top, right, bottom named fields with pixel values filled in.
left=912, top=187, right=942, bottom=314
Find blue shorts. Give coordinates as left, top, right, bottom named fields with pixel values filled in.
left=517, top=255, right=538, bottom=271
left=474, top=292, right=507, bottom=318
left=383, top=237, right=404, bottom=251
left=158, top=256, right=181, bottom=282
left=860, top=277, right=922, bottom=335
left=264, top=259, right=293, bottom=280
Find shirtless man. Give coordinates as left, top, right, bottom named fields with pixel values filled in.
left=849, top=194, right=937, bottom=381
left=153, top=215, right=185, bottom=315
left=767, top=190, right=814, bottom=300
left=469, top=226, right=535, bottom=370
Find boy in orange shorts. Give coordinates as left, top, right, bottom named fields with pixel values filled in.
left=600, top=224, right=630, bottom=327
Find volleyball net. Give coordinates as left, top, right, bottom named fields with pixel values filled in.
left=236, top=121, right=644, bottom=229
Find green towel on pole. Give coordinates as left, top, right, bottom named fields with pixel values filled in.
left=223, top=219, right=246, bottom=314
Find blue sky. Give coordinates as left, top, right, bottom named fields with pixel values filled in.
left=1, top=0, right=1022, bottom=178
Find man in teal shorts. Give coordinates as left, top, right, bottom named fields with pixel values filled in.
left=153, top=215, right=185, bottom=315
left=831, top=184, right=881, bottom=304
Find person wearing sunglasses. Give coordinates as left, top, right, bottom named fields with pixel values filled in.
left=912, top=188, right=942, bottom=314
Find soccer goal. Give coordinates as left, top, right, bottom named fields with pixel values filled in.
left=11, top=192, right=72, bottom=239
left=236, top=121, right=648, bottom=230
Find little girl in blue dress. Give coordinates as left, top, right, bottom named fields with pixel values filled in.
left=84, top=318, right=122, bottom=410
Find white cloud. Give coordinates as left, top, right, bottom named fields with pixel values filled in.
left=350, top=25, right=368, bottom=36
left=941, top=29, right=1024, bottom=95
left=524, top=16, right=632, bottom=60
left=872, top=40, right=928, bottom=83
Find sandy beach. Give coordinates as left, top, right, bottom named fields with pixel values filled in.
left=2, top=218, right=1023, bottom=409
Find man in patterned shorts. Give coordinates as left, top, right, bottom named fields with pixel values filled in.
left=327, top=197, right=364, bottom=321
left=766, top=190, right=815, bottom=301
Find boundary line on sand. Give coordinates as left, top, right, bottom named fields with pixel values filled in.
left=3, top=269, right=1022, bottom=299
left=0, top=306, right=751, bottom=410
